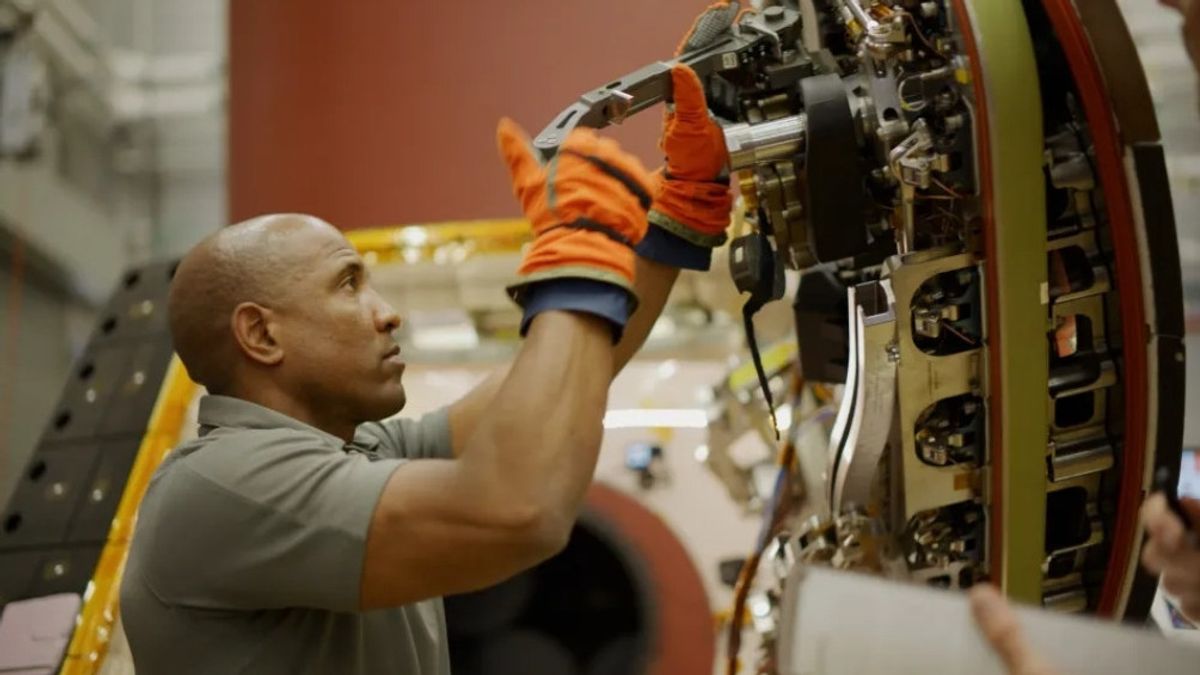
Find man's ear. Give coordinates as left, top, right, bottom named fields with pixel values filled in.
left=231, top=302, right=284, bottom=366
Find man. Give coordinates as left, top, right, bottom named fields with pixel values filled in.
left=118, top=63, right=731, bottom=674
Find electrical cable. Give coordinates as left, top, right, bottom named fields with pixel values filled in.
left=724, top=373, right=804, bottom=675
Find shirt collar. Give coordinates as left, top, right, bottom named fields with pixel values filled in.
left=196, top=395, right=381, bottom=453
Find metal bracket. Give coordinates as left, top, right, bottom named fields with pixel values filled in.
left=827, top=278, right=898, bottom=514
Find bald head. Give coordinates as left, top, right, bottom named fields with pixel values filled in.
left=168, top=214, right=344, bottom=392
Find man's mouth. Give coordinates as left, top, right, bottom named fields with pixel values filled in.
left=383, top=344, right=402, bottom=361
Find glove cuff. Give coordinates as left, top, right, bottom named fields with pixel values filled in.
left=517, top=279, right=635, bottom=342
left=648, top=209, right=729, bottom=248
left=508, top=264, right=636, bottom=301
left=636, top=224, right=713, bottom=271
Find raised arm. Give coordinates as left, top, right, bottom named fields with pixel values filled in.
left=359, top=120, right=654, bottom=608
left=360, top=311, right=615, bottom=608
left=447, top=63, right=732, bottom=456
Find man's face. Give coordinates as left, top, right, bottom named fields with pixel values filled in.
left=271, top=224, right=407, bottom=423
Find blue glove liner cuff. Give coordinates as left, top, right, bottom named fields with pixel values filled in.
left=520, top=279, right=633, bottom=343
left=635, top=224, right=713, bottom=271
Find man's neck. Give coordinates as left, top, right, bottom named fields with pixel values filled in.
left=227, top=384, right=357, bottom=442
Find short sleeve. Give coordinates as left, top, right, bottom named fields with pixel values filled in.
left=139, top=429, right=404, bottom=612
left=357, top=407, right=453, bottom=460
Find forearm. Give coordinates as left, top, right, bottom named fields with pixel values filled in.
left=458, top=311, right=613, bottom=532
left=448, top=255, right=680, bottom=455
left=613, top=255, right=680, bottom=374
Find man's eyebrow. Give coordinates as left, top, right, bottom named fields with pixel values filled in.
left=333, top=258, right=365, bottom=281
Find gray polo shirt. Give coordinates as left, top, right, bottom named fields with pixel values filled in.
left=120, top=395, right=453, bottom=675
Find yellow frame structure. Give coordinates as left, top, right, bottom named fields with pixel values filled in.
left=59, top=359, right=197, bottom=674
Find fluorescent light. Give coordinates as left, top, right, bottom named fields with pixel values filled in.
left=397, top=227, right=429, bottom=246
left=603, top=408, right=708, bottom=429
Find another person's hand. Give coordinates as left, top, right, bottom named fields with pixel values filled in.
left=1140, top=491, right=1200, bottom=621
left=1162, top=0, right=1200, bottom=70
left=969, top=585, right=1057, bottom=675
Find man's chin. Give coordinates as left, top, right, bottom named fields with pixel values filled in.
left=350, top=383, right=407, bottom=422
left=376, top=386, right=407, bottom=418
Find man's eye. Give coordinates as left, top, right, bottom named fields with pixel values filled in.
left=341, top=276, right=358, bottom=290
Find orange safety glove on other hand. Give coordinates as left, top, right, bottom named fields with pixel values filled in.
left=676, top=1, right=740, bottom=56
left=637, top=66, right=733, bottom=271
left=497, top=117, right=653, bottom=340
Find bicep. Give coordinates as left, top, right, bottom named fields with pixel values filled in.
left=360, top=457, right=553, bottom=609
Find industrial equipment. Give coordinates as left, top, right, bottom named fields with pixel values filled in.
left=538, top=0, right=1184, bottom=670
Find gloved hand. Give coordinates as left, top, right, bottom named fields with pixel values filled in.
left=648, top=64, right=733, bottom=250
left=496, top=118, right=653, bottom=339
left=637, top=7, right=738, bottom=272
left=676, top=1, right=741, bottom=56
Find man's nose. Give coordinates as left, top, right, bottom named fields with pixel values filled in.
left=371, top=292, right=402, bottom=333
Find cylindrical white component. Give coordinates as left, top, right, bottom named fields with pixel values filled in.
left=723, top=114, right=807, bottom=171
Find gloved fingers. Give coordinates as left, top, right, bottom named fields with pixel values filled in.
left=560, top=129, right=654, bottom=202
left=553, top=161, right=650, bottom=244
left=648, top=167, right=666, bottom=197
left=661, top=122, right=730, bottom=183
left=669, top=64, right=710, bottom=124
left=653, top=179, right=732, bottom=238
left=517, top=227, right=636, bottom=280
left=556, top=130, right=654, bottom=237
left=676, top=1, right=740, bottom=56
left=496, top=117, right=546, bottom=194
left=660, top=65, right=728, bottom=182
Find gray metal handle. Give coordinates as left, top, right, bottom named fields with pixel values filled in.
left=531, top=34, right=762, bottom=160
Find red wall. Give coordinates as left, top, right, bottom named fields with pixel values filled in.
left=229, top=1, right=706, bottom=229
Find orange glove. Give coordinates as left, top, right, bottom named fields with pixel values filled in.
left=675, top=1, right=740, bottom=56
left=496, top=118, right=652, bottom=305
left=647, top=63, right=733, bottom=249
